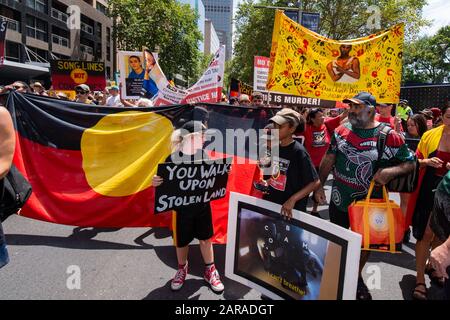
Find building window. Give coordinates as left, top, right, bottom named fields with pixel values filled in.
left=106, top=46, right=111, bottom=61
left=5, top=41, right=20, bottom=62
left=26, top=15, right=48, bottom=42
left=52, top=27, right=70, bottom=48
left=28, top=47, right=49, bottom=62
left=26, top=0, right=48, bottom=14
left=96, top=2, right=108, bottom=15
left=96, top=22, right=102, bottom=38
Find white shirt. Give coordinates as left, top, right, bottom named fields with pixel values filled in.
left=105, top=95, right=122, bottom=107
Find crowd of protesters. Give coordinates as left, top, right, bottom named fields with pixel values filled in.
left=0, top=80, right=157, bottom=108
left=1, top=79, right=450, bottom=300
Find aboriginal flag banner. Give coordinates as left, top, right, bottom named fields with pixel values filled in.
left=5, top=92, right=276, bottom=243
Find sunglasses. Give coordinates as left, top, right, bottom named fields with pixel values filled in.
left=14, top=85, right=24, bottom=90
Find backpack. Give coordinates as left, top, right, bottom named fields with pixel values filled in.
left=376, top=124, right=419, bottom=193
left=0, top=165, right=32, bottom=222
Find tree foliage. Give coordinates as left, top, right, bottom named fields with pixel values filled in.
left=231, top=0, right=430, bottom=84
left=108, top=0, right=204, bottom=84
left=403, top=26, right=450, bottom=84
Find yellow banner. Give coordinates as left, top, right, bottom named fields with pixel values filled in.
left=267, top=11, right=404, bottom=104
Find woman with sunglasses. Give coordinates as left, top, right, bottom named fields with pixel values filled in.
left=74, top=84, right=95, bottom=105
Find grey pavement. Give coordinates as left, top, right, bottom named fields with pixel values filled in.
left=0, top=181, right=445, bottom=300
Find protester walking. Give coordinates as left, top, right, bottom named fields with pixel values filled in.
left=152, top=121, right=224, bottom=293
left=303, top=107, right=347, bottom=216
left=406, top=105, right=450, bottom=300
left=263, top=108, right=320, bottom=216
left=429, top=170, right=450, bottom=300
left=0, top=104, right=16, bottom=269
left=315, top=92, right=415, bottom=300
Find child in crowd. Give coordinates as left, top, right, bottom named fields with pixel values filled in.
left=152, top=121, right=224, bottom=293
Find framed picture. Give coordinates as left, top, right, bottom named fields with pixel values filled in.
left=225, top=192, right=361, bottom=300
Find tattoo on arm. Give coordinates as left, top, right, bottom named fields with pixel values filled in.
left=382, top=161, right=415, bottom=181
left=319, top=153, right=336, bottom=186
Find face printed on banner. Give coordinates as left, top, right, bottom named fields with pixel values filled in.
left=144, top=51, right=156, bottom=70
left=129, top=56, right=143, bottom=72
left=339, top=45, right=352, bottom=57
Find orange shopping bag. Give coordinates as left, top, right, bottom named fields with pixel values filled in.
left=348, top=181, right=404, bottom=253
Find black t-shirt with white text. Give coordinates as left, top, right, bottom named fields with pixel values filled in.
left=263, top=141, right=318, bottom=212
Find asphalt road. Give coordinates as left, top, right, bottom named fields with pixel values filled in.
left=0, top=182, right=446, bottom=300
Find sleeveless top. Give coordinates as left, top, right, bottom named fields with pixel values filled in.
left=332, top=57, right=358, bottom=83
left=435, top=150, right=450, bottom=177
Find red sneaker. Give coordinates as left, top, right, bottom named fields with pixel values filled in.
left=204, top=264, right=224, bottom=293
left=171, top=262, right=188, bottom=291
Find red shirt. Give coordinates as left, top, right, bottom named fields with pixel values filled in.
left=375, top=114, right=404, bottom=132
left=303, top=116, right=341, bottom=167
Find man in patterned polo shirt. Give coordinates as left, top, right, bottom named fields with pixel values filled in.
left=314, top=92, right=415, bottom=300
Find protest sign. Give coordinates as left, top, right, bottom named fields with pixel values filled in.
left=117, top=50, right=160, bottom=100
left=182, top=46, right=225, bottom=104
left=154, top=159, right=232, bottom=213
left=267, top=10, right=404, bottom=104
left=226, top=192, right=361, bottom=300
left=50, top=60, right=106, bottom=92
left=152, top=46, right=226, bottom=106
left=253, top=56, right=270, bottom=92
left=0, top=19, right=7, bottom=66
left=229, top=78, right=253, bottom=98
left=267, top=92, right=336, bottom=108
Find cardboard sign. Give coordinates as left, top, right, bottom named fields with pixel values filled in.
left=50, top=60, right=106, bottom=92
left=254, top=56, right=270, bottom=92
left=267, top=92, right=336, bottom=108
left=226, top=193, right=362, bottom=300
left=155, top=159, right=232, bottom=213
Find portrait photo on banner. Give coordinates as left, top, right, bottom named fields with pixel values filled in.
left=118, top=50, right=161, bottom=100
left=225, top=193, right=362, bottom=300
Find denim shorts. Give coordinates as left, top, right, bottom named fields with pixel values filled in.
left=0, top=223, right=9, bottom=269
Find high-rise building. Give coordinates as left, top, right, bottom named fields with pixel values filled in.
left=204, top=19, right=220, bottom=56
left=178, top=0, right=205, bottom=53
left=0, top=0, right=114, bottom=84
left=203, top=0, right=233, bottom=60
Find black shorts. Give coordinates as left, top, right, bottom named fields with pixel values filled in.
left=328, top=201, right=350, bottom=229
left=172, top=204, right=214, bottom=248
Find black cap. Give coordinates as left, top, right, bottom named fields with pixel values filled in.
left=343, top=92, right=376, bottom=108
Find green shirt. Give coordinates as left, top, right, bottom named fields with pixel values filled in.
left=329, top=123, right=415, bottom=211
left=437, top=171, right=450, bottom=195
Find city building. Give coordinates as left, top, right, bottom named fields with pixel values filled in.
left=0, top=0, right=114, bottom=85
left=203, top=0, right=233, bottom=60
left=178, top=0, right=205, bottom=53
left=204, top=18, right=219, bottom=55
